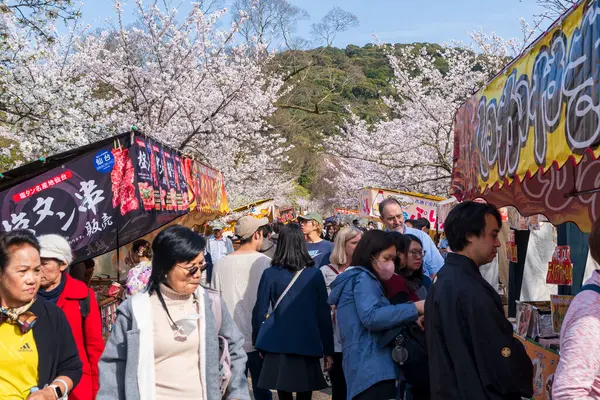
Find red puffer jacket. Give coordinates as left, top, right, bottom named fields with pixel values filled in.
left=57, top=274, right=105, bottom=399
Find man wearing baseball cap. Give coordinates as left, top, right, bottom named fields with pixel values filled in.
left=206, top=220, right=234, bottom=266
left=298, top=212, right=334, bottom=268
left=210, top=215, right=273, bottom=400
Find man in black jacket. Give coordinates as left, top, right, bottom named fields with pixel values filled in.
left=425, top=202, right=533, bottom=400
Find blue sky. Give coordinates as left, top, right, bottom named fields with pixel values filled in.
left=80, top=0, right=545, bottom=47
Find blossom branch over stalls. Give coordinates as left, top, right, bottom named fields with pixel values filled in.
left=0, top=0, right=293, bottom=207
left=324, top=34, right=523, bottom=201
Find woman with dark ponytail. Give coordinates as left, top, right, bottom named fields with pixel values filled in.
left=98, top=225, right=250, bottom=400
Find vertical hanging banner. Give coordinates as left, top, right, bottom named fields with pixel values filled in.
left=0, top=133, right=228, bottom=262
left=174, top=155, right=188, bottom=212
left=182, top=158, right=198, bottom=212
left=133, top=137, right=155, bottom=212
left=506, top=230, right=518, bottom=263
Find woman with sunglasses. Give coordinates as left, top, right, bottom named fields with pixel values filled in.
left=0, top=230, right=82, bottom=400
left=98, top=225, right=249, bottom=400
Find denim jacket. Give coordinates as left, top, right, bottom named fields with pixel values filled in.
left=328, top=267, right=418, bottom=399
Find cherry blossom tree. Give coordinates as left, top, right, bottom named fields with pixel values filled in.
left=0, top=0, right=293, bottom=207
left=324, top=34, right=523, bottom=203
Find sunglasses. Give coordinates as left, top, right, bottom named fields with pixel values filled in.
left=175, top=262, right=207, bottom=277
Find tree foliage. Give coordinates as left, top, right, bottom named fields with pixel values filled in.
left=0, top=0, right=292, bottom=208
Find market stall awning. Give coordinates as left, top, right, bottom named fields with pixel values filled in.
left=0, top=131, right=229, bottom=262
left=451, top=0, right=600, bottom=232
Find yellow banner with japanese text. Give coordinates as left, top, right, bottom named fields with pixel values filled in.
left=452, top=0, right=600, bottom=232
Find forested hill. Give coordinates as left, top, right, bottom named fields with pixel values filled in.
left=268, top=42, right=448, bottom=197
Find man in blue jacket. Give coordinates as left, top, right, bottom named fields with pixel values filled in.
left=378, top=198, right=445, bottom=277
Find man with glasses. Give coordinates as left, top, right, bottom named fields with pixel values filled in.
left=210, top=215, right=273, bottom=400
left=378, top=198, right=444, bottom=277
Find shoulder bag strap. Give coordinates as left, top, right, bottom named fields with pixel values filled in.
left=580, top=284, right=600, bottom=295
left=267, top=268, right=305, bottom=318
left=327, top=264, right=340, bottom=275
left=207, top=290, right=222, bottom=331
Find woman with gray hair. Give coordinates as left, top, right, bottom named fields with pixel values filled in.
left=38, top=234, right=104, bottom=400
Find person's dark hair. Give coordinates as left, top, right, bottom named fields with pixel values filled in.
left=0, top=230, right=40, bottom=273
left=351, top=230, right=396, bottom=273
left=405, top=219, right=422, bottom=229
left=131, top=239, right=152, bottom=261
left=445, top=201, right=502, bottom=252
left=378, top=197, right=402, bottom=219
left=589, top=218, right=600, bottom=264
left=271, top=223, right=315, bottom=271
left=148, top=225, right=206, bottom=294
left=433, top=232, right=441, bottom=246
left=238, top=235, right=253, bottom=245
left=272, top=222, right=284, bottom=235
left=398, top=234, right=425, bottom=279
left=258, top=224, right=272, bottom=239
left=418, top=217, right=431, bottom=230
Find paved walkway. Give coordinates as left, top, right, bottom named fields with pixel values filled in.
left=249, top=380, right=332, bottom=399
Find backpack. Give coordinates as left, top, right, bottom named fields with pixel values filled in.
left=207, top=290, right=232, bottom=398
left=79, top=294, right=90, bottom=320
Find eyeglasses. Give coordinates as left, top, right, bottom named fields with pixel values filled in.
left=408, top=250, right=426, bottom=259
left=386, top=214, right=404, bottom=223
left=175, top=262, right=207, bottom=277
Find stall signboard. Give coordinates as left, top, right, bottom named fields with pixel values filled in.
left=550, top=295, right=574, bottom=334
left=546, top=245, right=573, bottom=285
left=277, top=207, right=296, bottom=224
left=334, top=208, right=359, bottom=215
left=516, top=301, right=534, bottom=339
left=0, top=134, right=229, bottom=262
left=359, top=187, right=447, bottom=229
left=451, top=0, right=600, bottom=233
left=222, top=199, right=275, bottom=234
left=515, top=336, right=560, bottom=400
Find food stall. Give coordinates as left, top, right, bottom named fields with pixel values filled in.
left=359, top=187, right=447, bottom=232
left=0, top=130, right=230, bottom=340
left=450, top=0, right=600, bottom=396
left=217, top=198, right=275, bottom=236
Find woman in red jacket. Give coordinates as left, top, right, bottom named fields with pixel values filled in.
left=37, top=234, right=105, bottom=400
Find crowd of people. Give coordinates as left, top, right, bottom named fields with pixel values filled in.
left=0, top=198, right=599, bottom=399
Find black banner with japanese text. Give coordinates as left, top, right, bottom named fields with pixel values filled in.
left=0, top=134, right=188, bottom=262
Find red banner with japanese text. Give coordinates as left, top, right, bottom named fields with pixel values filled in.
left=546, top=246, right=573, bottom=285
left=182, top=159, right=229, bottom=214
